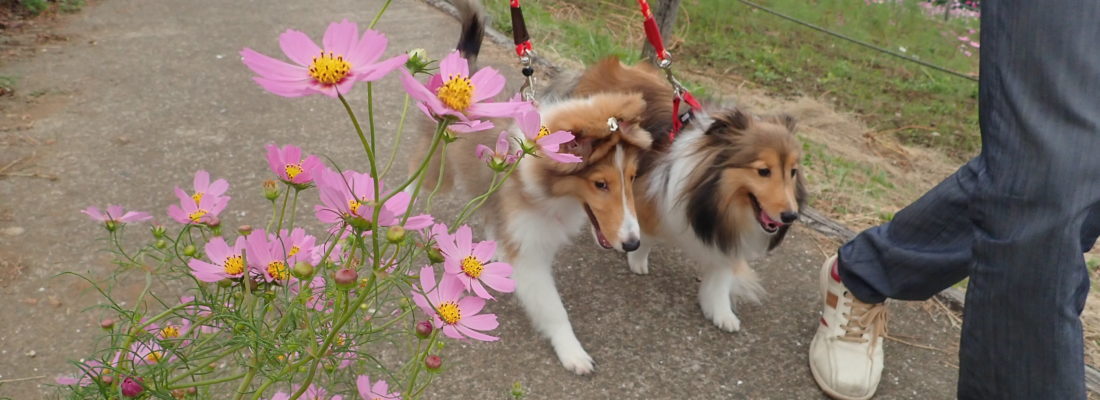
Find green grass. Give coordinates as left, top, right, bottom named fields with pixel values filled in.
left=486, top=0, right=980, bottom=159
left=0, top=76, right=15, bottom=95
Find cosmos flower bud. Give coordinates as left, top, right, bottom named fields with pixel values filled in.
left=426, top=247, right=445, bottom=264
left=415, top=321, right=433, bottom=339
left=425, top=354, right=442, bottom=371
left=182, top=245, right=197, bottom=257
left=405, top=48, right=431, bottom=75
left=100, top=319, right=115, bottom=330
left=155, top=239, right=168, bottom=249
left=237, top=225, right=253, bottom=235
left=150, top=224, right=166, bottom=239
left=263, top=180, right=280, bottom=201
left=386, top=226, right=406, bottom=243
left=334, top=268, right=358, bottom=289
left=292, top=262, right=315, bottom=279
left=104, top=221, right=119, bottom=232
left=121, top=377, right=143, bottom=397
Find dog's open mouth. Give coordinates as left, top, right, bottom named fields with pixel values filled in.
left=583, top=203, right=614, bottom=249
left=748, top=194, right=782, bottom=234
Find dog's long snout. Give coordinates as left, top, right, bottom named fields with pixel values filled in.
left=622, top=238, right=641, bottom=252
left=780, top=211, right=799, bottom=224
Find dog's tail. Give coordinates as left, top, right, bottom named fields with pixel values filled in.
left=453, top=0, right=489, bottom=67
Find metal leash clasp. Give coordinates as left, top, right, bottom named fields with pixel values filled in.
left=518, top=49, right=537, bottom=103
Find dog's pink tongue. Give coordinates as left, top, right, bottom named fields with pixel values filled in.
left=759, top=209, right=781, bottom=229
left=596, top=229, right=613, bottom=249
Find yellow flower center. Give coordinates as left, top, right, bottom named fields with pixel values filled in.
left=285, top=164, right=304, bottom=180
left=537, top=126, right=551, bottom=140
left=288, top=246, right=301, bottom=257
left=192, top=192, right=204, bottom=205
left=461, top=256, right=484, bottom=278
left=267, top=261, right=289, bottom=281
left=224, top=255, right=244, bottom=275
left=188, top=209, right=208, bottom=222
left=145, top=351, right=163, bottom=363
left=437, top=74, right=474, bottom=112
left=160, top=326, right=180, bottom=339
left=308, top=51, right=351, bottom=85
left=436, top=302, right=461, bottom=325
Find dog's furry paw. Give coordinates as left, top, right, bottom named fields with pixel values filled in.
left=627, top=254, right=649, bottom=275
left=701, top=303, right=742, bottom=332
left=554, top=342, right=596, bottom=375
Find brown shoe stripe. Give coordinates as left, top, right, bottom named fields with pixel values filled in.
left=826, top=292, right=838, bottom=309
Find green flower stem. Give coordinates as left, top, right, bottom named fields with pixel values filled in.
left=275, top=184, right=291, bottom=233
left=288, top=273, right=379, bottom=400
left=425, top=140, right=449, bottom=213
left=166, top=344, right=241, bottom=385
left=287, top=187, right=301, bottom=232
left=454, top=159, right=521, bottom=226
left=405, top=329, right=440, bottom=397
left=165, top=371, right=247, bottom=390
left=337, top=93, right=377, bottom=169
left=368, top=82, right=378, bottom=173
left=392, top=121, right=447, bottom=231
left=381, top=93, right=412, bottom=178
left=108, top=229, right=140, bottom=265
left=232, top=355, right=261, bottom=400
left=368, top=0, right=392, bottom=29
left=114, top=271, right=153, bottom=385
left=336, top=92, right=382, bottom=271
left=266, top=197, right=279, bottom=232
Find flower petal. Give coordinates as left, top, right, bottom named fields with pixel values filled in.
left=461, top=313, right=499, bottom=331
left=347, top=29, right=387, bottom=67
left=253, top=77, right=313, bottom=97
left=472, top=240, right=496, bottom=262
left=354, top=54, right=409, bottom=82
left=467, top=100, right=534, bottom=120
left=241, top=48, right=308, bottom=81
left=322, top=19, right=358, bottom=58
left=457, top=295, right=486, bottom=315
left=456, top=323, right=498, bottom=341
left=469, top=66, right=505, bottom=103
left=438, top=50, right=469, bottom=79
left=279, top=29, right=321, bottom=66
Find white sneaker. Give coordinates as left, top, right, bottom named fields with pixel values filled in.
left=809, top=255, right=888, bottom=400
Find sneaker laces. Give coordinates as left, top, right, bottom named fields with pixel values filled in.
left=838, top=292, right=888, bottom=349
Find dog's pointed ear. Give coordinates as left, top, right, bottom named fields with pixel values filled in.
left=707, top=109, right=750, bottom=135
left=773, top=113, right=797, bottom=134
left=560, top=135, right=594, bottom=160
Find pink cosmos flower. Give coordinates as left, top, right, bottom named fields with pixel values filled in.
left=130, top=340, right=169, bottom=366
left=56, top=360, right=107, bottom=386
left=266, top=144, right=323, bottom=185
left=515, top=110, right=582, bottom=163
left=399, top=50, right=532, bottom=122
left=272, top=385, right=342, bottom=400
left=241, top=19, right=408, bottom=98
left=969, top=41, right=980, bottom=48
left=270, top=227, right=318, bottom=266
left=147, top=319, right=193, bottom=348
left=189, top=170, right=229, bottom=203
left=167, top=171, right=230, bottom=225
left=311, top=241, right=347, bottom=265
left=357, top=375, right=400, bottom=400
left=244, top=229, right=294, bottom=283
left=475, top=130, right=520, bottom=169
left=411, top=266, right=499, bottom=341
left=314, top=167, right=433, bottom=234
left=188, top=237, right=247, bottom=282
left=448, top=119, right=495, bottom=134
left=82, top=205, right=152, bottom=225
left=121, top=377, right=144, bottom=397
left=957, top=35, right=970, bottom=41
left=438, top=225, right=515, bottom=299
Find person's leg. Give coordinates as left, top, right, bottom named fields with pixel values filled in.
left=956, top=0, right=1100, bottom=397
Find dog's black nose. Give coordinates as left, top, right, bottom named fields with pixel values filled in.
left=780, top=211, right=800, bottom=224
left=622, top=238, right=641, bottom=252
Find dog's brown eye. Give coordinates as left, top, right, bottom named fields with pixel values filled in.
left=595, top=180, right=609, bottom=190
left=758, top=168, right=771, bottom=177
left=791, top=168, right=798, bottom=177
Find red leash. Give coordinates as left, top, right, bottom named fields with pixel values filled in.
left=510, top=0, right=536, bottom=101
left=636, top=0, right=702, bottom=140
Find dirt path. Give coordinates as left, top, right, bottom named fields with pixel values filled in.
left=0, top=1, right=964, bottom=398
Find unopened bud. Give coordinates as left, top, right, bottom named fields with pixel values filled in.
left=121, top=377, right=143, bottom=397
left=104, top=220, right=118, bottom=232
left=386, top=226, right=406, bottom=243
left=427, top=247, right=445, bottom=264
left=100, top=375, right=114, bottom=385
left=292, top=262, right=315, bottom=279
left=151, top=224, right=166, bottom=239
left=100, top=319, right=115, bottom=330
left=172, top=389, right=187, bottom=399
left=425, top=354, right=442, bottom=371
left=237, top=225, right=253, bottom=235
left=182, top=245, right=197, bottom=257
left=263, top=180, right=280, bottom=201
left=334, top=268, right=358, bottom=289
left=415, top=321, right=433, bottom=339
left=346, top=216, right=373, bottom=232
left=217, top=279, right=233, bottom=288
left=154, top=239, right=168, bottom=249
left=406, top=48, right=431, bottom=75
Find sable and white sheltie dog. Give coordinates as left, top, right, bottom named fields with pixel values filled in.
left=563, top=58, right=808, bottom=334
left=417, top=1, right=655, bottom=374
